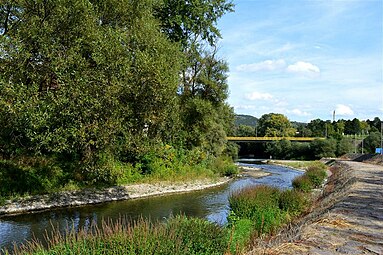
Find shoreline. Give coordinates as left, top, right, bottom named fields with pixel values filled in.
left=0, top=177, right=231, bottom=217
left=0, top=165, right=271, bottom=217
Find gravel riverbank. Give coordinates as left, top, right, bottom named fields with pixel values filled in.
left=0, top=178, right=231, bottom=216
left=0, top=165, right=271, bottom=216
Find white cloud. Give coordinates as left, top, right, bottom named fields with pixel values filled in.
left=233, top=105, right=257, bottom=110
left=335, top=104, right=354, bottom=116
left=245, top=91, right=274, bottom=101
left=290, top=109, right=311, bottom=117
left=237, top=59, right=286, bottom=72
left=287, top=61, right=320, bottom=75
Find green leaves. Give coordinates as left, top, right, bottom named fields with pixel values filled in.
left=0, top=0, right=234, bottom=185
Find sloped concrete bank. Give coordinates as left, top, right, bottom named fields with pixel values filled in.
left=0, top=178, right=231, bottom=216
left=248, top=160, right=383, bottom=255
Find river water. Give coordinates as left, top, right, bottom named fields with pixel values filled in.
left=0, top=163, right=302, bottom=251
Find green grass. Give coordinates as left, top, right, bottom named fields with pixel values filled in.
left=273, top=160, right=323, bottom=170
left=228, top=185, right=308, bottom=238
left=0, top=150, right=238, bottom=202
left=292, top=162, right=327, bottom=192
left=6, top=216, right=229, bottom=255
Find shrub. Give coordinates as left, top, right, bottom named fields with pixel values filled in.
left=167, top=217, right=228, bottom=255
left=292, top=175, right=313, bottom=192
left=278, top=189, right=308, bottom=216
left=209, top=156, right=238, bottom=177
left=305, top=166, right=327, bottom=188
left=229, top=186, right=286, bottom=235
left=0, top=157, right=64, bottom=197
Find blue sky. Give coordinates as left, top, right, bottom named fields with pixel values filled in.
left=218, top=0, right=383, bottom=122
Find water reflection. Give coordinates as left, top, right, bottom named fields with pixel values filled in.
left=0, top=164, right=302, bottom=251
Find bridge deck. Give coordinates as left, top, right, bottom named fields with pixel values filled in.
left=227, top=136, right=324, bottom=142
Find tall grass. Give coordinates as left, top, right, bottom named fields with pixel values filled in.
left=292, top=163, right=327, bottom=192
left=6, top=216, right=229, bottom=255
left=227, top=161, right=327, bottom=248
left=228, top=185, right=308, bottom=238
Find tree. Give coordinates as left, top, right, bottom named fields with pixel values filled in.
left=311, top=139, right=337, bottom=158
left=154, top=0, right=234, bottom=47
left=257, top=113, right=296, bottom=137
left=336, top=138, right=353, bottom=156
left=236, top=125, right=255, bottom=137
left=307, top=119, right=326, bottom=137
left=265, top=140, right=292, bottom=159
left=0, top=0, right=183, bottom=183
left=344, top=118, right=361, bottom=135
left=364, top=132, right=381, bottom=153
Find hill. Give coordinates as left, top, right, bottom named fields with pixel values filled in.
left=235, top=114, right=258, bottom=127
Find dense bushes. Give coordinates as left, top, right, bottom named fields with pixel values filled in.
left=0, top=157, right=66, bottom=197
left=0, top=0, right=235, bottom=198
left=293, top=163, right=327, bottom=192
left=0, top=147, right=238, bottom=199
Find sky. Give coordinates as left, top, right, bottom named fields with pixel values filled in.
left=217, top=0, right=383, bottom=122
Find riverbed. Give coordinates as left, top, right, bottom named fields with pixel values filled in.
left=0, top=163, right=302, bottom=252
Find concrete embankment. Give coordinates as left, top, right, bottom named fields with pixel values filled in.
left=249, top=160, right=383, bottom=255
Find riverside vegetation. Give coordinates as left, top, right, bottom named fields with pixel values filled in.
left=0, top=0, right=237, bottom=202
left=4, top=161, right=327, bottom=254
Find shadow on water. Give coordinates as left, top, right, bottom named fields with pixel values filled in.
left=0, top=163, right=302, bottom=252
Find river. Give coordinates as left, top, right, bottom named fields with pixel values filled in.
left=0, top=163, right=302, bottom=252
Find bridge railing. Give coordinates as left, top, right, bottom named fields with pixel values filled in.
left=226, top=137, right=324, bottom=142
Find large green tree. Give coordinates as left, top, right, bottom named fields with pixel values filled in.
left=0, top=0, right=183, bottom=182
left=257, top=113, right=296, bottom=137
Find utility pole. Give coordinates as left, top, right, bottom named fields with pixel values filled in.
left=333, top=110, right=336, bottom=122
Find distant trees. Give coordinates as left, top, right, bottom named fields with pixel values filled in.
left=232, top=113, right=382, bottom=159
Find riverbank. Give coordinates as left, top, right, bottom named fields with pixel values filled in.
left=248, top=160, right=383, bottom=254
left=238, top=165, right=271, bottom=178
left=0, top=164, right=272, bottom=216
left=0, top=178, right=231, bottom=216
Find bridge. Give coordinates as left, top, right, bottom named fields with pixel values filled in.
left=227, top=136, right=324, bottom=142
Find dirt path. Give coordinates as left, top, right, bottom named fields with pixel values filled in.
left=249, top=161, right=383, bottom=255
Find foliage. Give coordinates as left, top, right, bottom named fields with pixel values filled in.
left=155, top=0, right=234, bottom=47
left=0, top=0, right=236, bottom=195
left=292, top=175, right=313, bottom=192
left=0, top=157, right=65, bottom=197
left=265, top=139, right=292, bottom=159
left=227, top=218, right=253, bottom=254
left=235, top=125, right=256, bottom=137
left=229, top=186, right=286, bottom=236
left=336, top=138, right=353, bottom=156
left=292, top=163, right=327, bottom=192
left=228, top=184, right=310, bottom=237
left=311, top=139, right=337, bottom=158
left=364, top=132, right=381, bottom=153
left=278, top=189, right=308, bottom=216
left=257, top=113, right=296, bottom=137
